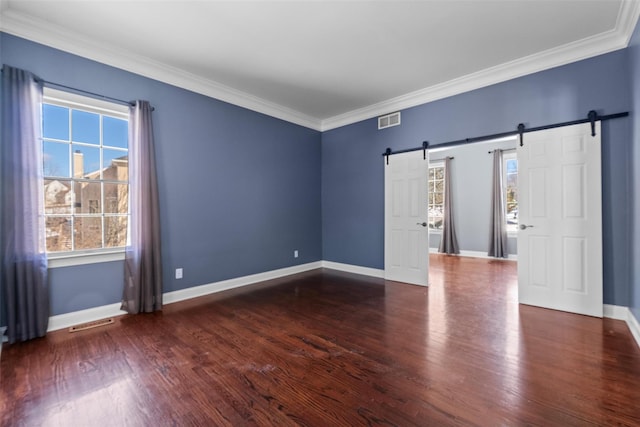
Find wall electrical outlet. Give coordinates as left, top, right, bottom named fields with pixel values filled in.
left=175, top=268, right=183, bottom=279
left=294, top=250, right=299, bottom=258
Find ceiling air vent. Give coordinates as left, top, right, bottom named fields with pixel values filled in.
left=378, top=112, right=401, bottom=130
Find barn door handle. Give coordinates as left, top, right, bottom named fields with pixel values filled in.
left=519, top=224, right=534, bottom=230
left=417, top=222, right=427, bottom=227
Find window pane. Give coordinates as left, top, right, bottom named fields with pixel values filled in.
left=103, top=116, right=128, bottom=149
left=43, top=141, right=70, bottom=177
left=504, top=156, right=518, bottom=231
left=72, top=110, right=100, bottom=145
left=435, top=167, right=444, bottom=180
left=44, top=179, right=72, bottom=214
left=72, top=145, right=101, bottom=179
left=74, top=217, right=103, bottom=250
left=103, top=150, right=128, bottom=181
left=104, top=216, right=128, bottom=248
left=434, top=193, right=444, bottom=205
left=43, top=105, right=69, bottom=140
left=74, top=181, right=101, bottom=214
left=104, top=183, right=128, bottom=214
left=435, top=180, right=444, bottom=193
left=46, top=216, right=71, bottom=252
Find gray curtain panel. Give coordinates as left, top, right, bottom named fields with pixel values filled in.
left=438, top=157, right=460, bottom=255
left=488, top=150, right=508, bottom=258
left=122, top=101, right=163, bottom=314
left=1, top=65, right=49, bottom=343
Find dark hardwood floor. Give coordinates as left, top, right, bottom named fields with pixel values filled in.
left=2, top=255, right=639, bottom=426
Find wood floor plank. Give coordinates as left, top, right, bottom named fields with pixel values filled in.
left=2, top=255, right=640, bottom=426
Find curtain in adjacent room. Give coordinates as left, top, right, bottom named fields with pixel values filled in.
left=488, top=150, right=508, bottom=258
left=438, top=157, right=460, bottom=255
left=1, top=65, right=49, bottom=343
left=122, top=101, right=163, bottom=314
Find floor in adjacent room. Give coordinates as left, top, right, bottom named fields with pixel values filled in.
left=1, top=255, right=639, bottom=426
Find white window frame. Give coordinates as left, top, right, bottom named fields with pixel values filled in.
left=42, top=88, right=129, bottom=268
left=503, top=151, right=518, bottom=237
left=428, top=161, right=445, bottom=233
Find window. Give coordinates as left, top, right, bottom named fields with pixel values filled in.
left=428, top=162, right=445, bottom=230
left=42, top=88, right=129, bottom=254
left=504, top=152, right=518, bottom=233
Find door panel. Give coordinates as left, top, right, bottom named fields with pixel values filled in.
left=528, top=236, right=550, bottom=288
left=518, top=122, right=602, bottom=317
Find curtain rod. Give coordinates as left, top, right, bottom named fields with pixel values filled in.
left=2, top=66, right=153, bottom=110
left=430, top=156, right=454, bottom=162
left=382, top=110, right=629, bottom=160
left=42, top=80, right=137, bottom=107
left=488, top=148, right=516, bottom=154
left=43, top=80, right=156, bottom=111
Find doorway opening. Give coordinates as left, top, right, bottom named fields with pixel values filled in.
left=386, top=122, right=604, bottom=317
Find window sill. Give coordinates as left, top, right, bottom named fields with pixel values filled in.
left=48, top=250, right=125, bottom=268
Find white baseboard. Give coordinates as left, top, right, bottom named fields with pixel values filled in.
left=48, top=302, right=127, bottom=332
left=163, top=261, right=322, bottom=304
left=604, top=304, right=640, bottom=350
left=603, top=304, right=628, bottom=320
left=47, top=261, right=322, bottom=332
left=321, top=261, right=385, bottom=278
left=429, top=247, right=517, bottom=261
left=626, top=309, right=640, bottom=349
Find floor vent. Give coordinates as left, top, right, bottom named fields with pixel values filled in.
left=378, top=112, right=401, bottom=130
left=69, top=318, right=114, bottom=333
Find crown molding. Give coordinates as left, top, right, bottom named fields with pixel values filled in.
left=1, top=1, right=638, bottom=133
left=0, top=7, right=322, bottom=131
left=617, top=0, right=640, bottom=46
left=320, top=0, right=640, bottom=131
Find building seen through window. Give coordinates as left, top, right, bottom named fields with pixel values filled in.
left=504, top=153, right=518, bottom=233
left=428, top=163, right=444, bottom=229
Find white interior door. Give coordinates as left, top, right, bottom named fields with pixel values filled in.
left=384, top=150, right=429, bottom=286
left=517, top=122, right=603, bottom=317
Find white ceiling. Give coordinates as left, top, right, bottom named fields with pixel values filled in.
left=1, top=1, right=639, bottom=131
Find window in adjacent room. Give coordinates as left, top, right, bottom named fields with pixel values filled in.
left=42, top=88, right=129, bottom=254
left=428, top=162, right=445, bottom=230
left=504, top=152, right=518, bottom=233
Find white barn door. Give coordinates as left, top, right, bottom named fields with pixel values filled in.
left=384, top=150, right=429, bottom=286
left=517, top=122, right=603, bottom=317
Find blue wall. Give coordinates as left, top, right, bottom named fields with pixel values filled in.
left=629, top=20, right=640, bottom=323
left=322, top=50, right=632, bottom=306
left=0, top=33, right=322, bottom=316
